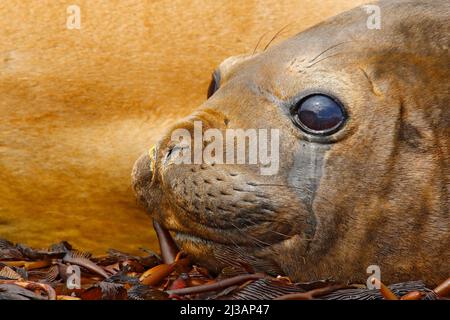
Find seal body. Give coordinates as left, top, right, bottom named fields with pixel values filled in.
left=133, top=0, right=449, bottom=285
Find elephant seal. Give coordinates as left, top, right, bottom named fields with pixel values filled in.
left=132, top=0, right=449, bottom=286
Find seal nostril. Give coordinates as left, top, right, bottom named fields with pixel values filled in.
left=166, top=146, right=174, bottom=159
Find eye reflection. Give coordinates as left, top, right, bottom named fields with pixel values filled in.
left=293, top=94, right=346, bottom=135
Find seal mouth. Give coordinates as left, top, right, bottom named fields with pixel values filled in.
left=165, top=215, right=286, bottom=277
left=152, top=205, right=290, bottom=277
left=153, top=205, right=234, bottom=247
left=160, top=200, right=282, bottom=249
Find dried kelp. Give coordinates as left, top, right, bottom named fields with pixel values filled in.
left=0, top=237, right=448, bottom=300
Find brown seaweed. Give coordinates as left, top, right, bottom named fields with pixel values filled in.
left=0, top=238, right=447, bottom=300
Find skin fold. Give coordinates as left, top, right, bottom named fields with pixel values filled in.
left=133, top=0, right=449, bottom=285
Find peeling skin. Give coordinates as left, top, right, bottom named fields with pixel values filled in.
left=288, top=142, right=330, bottom=238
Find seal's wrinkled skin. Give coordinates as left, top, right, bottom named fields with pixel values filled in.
left=133, top=0, right=449, bottom=285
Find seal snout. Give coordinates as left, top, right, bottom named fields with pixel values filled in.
left=131, top=149, right=155, bottom=208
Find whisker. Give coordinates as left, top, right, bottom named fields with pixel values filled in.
left=247, top=183, right=338, bottom=211
left=308, top=40, right=355, bottom=63
left=306, top=52, right=346, bottom=68
left=228, top=235, right=247, bottom=252
left=252, top=31, right=270, bottom=55
left=229, top=222, right=271, bottom=248
left=263, top=23, right=292, bottom=51
left=239, top=219, right=292, bottom=239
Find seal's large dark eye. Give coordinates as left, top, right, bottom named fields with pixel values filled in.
left=207, top=71, right=220, bottom=99
left=292, top=94, right=346, bottom=135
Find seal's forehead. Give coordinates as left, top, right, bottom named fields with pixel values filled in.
left=218, top=55, right=251, bottom=73
left=216, top=54, right=257, bottom=82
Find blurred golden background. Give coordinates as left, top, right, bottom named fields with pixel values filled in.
left=0, top=0, right=368, bottom=254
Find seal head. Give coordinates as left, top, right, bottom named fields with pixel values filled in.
left=132, top=0, right=449, bottom=285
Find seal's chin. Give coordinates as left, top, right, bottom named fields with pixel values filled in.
left=150, top=197, right=294, bottom=276
left=160, top=219, right=284, bottom=276
left=170, top=229, right=230, bottom=273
